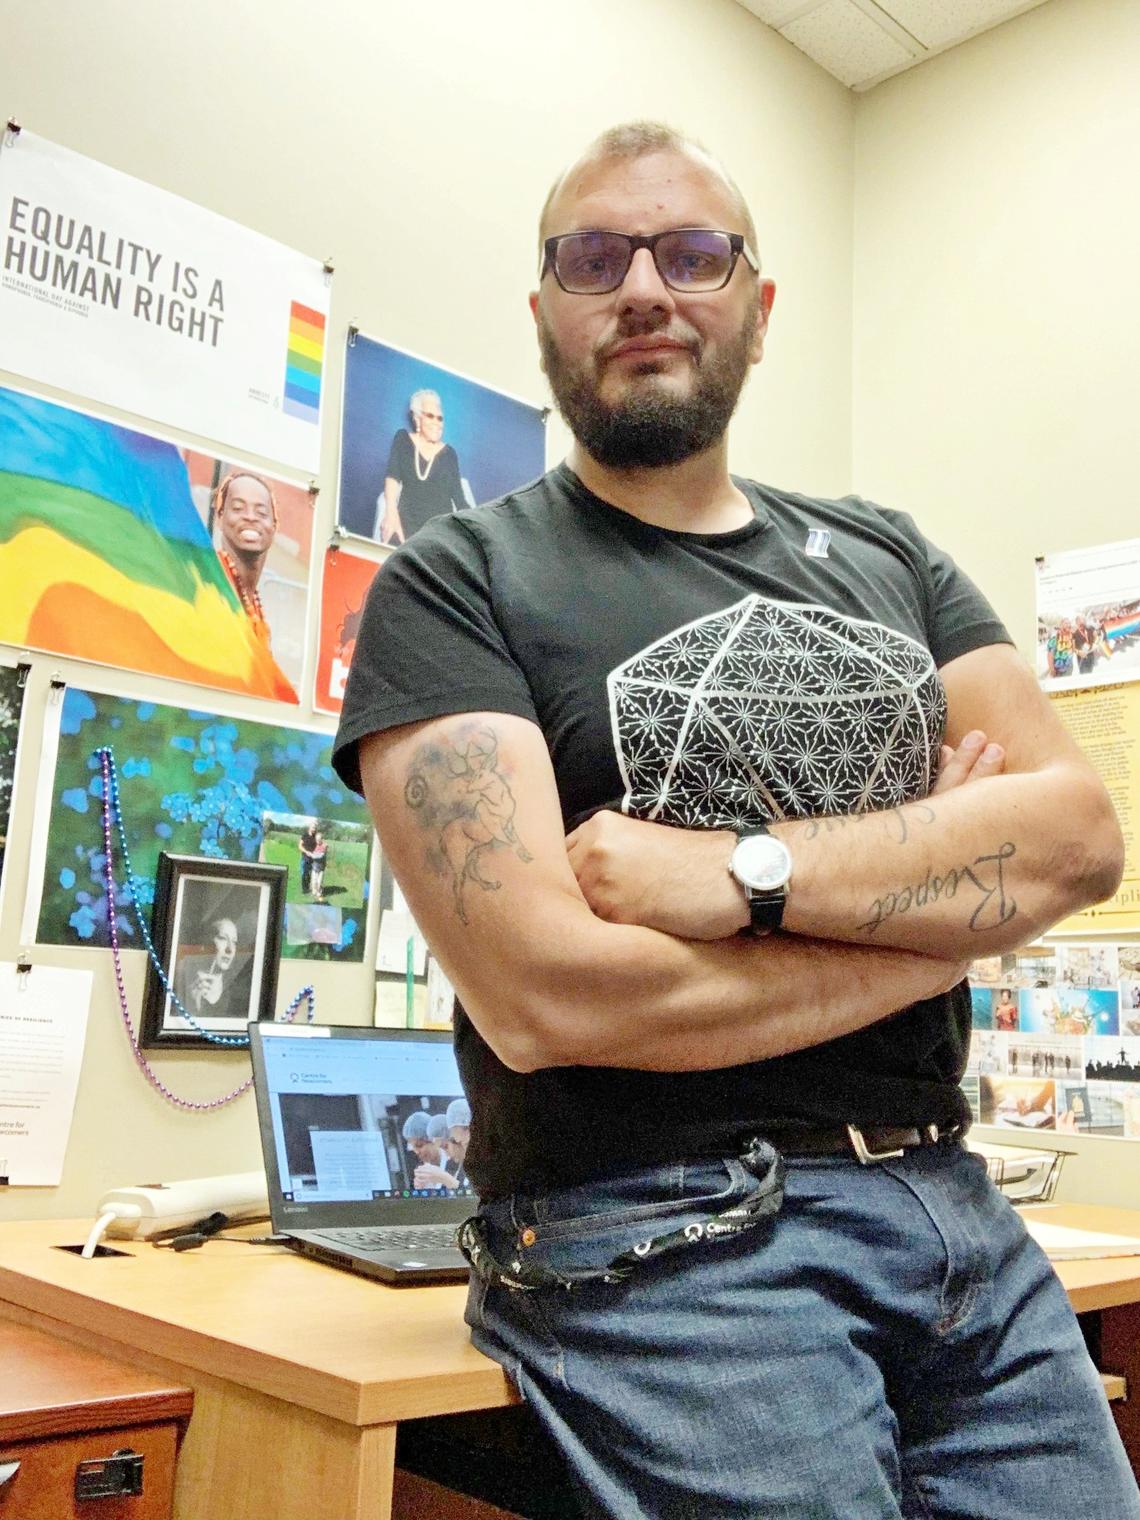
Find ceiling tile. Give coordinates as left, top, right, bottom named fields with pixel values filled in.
left=734, top=1, right=813, bottom=24
left=781, top=0, right=915, bottom=89
left=877, top=0, right=1047, bottom=50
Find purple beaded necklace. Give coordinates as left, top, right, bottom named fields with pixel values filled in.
left=97, top=745, right=315, bottom=1111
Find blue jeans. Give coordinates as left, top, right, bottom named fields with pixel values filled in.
left=466, top=1143, right=1140, bottom=1519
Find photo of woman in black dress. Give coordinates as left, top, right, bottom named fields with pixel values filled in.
left=376, top=389, right=468, bottom=544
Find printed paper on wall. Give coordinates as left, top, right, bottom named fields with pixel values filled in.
left=0, top=386, right=313, bottom=702
left=1035, top=538, right=1140, bottom=693
left=0, top=129, right=329, bottom=471
left=313, top=544, right=383, bottom=715
left=336, top=332, right=545, bottom=545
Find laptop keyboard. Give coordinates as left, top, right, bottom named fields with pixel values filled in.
left=323, top=1225, right=460, bottom=1252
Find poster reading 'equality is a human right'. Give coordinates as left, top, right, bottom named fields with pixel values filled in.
left=0, top=128, right=329, bottom=472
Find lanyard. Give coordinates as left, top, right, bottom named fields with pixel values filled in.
left=457, top=1138, right=785, bottom=1293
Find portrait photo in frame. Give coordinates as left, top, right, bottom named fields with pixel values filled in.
left=141, top=854, right=286, bottom=1048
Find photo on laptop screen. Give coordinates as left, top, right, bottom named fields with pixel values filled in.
left=257, top=1026, right=475, bottom=1205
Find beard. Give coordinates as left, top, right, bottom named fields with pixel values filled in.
left=538, top=296, right=758, bottom=470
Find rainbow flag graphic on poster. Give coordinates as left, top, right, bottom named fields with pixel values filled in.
left=283, top=301, right=325, bottom=424
left=0, top=385, right=308, bottom=702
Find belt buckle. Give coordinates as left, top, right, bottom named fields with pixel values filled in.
left=846, top=1123, right=909, bottom=1165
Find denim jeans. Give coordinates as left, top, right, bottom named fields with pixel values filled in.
left=466, top=1143, right=1140, bottom=1519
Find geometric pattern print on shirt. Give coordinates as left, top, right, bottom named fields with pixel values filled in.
left=607, top=593, right=946, bottom=829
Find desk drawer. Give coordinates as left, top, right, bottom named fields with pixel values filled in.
left=0, top=1419, right=179, bottom=1520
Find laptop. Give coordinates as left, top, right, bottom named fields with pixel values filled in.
left=248, top=1022, right=473, bottom=1285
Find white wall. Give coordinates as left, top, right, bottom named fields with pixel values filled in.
left=0, top=0, right=855, bottom=1219
left=853, top=0, right=1140, bottom=1203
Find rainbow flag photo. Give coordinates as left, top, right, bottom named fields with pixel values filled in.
left=0, top=386, right=310, bottom=702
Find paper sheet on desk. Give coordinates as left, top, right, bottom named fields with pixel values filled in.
left=1024, top=1218, right=1140, bottom=1261
left=0, top=964, right=92, bottom=1185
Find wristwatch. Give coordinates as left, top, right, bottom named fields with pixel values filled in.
left=729, top=828, right=792, bottom=934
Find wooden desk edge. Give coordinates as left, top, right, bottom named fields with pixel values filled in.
left=0, top=1266, right=515, bottom=1427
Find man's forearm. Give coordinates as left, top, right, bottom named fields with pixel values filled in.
left=455, top=899, right=966, bottom=1074
left=776, top=765, right=1121, bottom=956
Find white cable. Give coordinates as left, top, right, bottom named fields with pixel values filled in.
left=81, top=1204, right=140, bottom=1259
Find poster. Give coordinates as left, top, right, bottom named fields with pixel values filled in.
left=1035, top=538, right=1140, bottom=692
left=29, top=685, right=372, bottom=962
left=0, top=129, right=328, bottom=472
left=1048, top=684, right=1140, bottom=934
left=336, top=333, right=545, bottom=544
left=0, top=964, right=92, bottom=1185
left=0, top=661, right=28, bottom=907
left=313, top=544, right=383, bottom=715
left=0, top=386, right=314, bottom=702
left=964, top=945, right=1140, bottom=1138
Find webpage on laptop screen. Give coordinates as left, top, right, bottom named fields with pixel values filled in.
left=261, top=1034, right=473, bottom=1202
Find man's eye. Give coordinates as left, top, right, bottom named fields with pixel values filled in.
left=669, top=252, right=718, bottom=279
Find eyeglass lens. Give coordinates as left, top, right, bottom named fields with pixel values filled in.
left=553, top=230, right=735, bottom=294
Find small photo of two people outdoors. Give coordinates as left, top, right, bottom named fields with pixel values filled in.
left=260, top=811, right=371, bottom=911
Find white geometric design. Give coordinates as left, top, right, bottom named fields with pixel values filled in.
left=606, top=594, right=944, bottom=829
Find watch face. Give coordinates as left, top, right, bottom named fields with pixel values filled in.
left=733, top=834, right=792, bottom=892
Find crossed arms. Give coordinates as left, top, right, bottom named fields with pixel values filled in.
left=358, top=644, right=1122, bottom=1075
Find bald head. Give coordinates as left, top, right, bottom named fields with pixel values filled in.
left=538, top=121, right=758, bottom=259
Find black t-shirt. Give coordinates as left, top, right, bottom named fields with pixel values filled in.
left=385, top=430, right=466, bottom=539
left=334, top=464, right=1011, bottom=1198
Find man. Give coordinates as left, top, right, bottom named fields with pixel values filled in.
left=212, top=470, right=278, bottom=648
left=334, top=124, right=1138, bottom=1517
left=414, top=1099, right=473, bottom=1191
left=401, top=1109, right=445, bottom=1173
left=298, top=820, right=320, bottom=895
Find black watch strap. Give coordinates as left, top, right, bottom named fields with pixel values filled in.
left=746, top=891, right=786, bottom=934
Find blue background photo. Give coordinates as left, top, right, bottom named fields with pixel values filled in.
left=337, top=335, right=547, bottom=540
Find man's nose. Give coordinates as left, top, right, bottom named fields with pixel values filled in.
left=617, top=246, right=676, bottom=313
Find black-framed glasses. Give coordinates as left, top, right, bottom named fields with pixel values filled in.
left=541, top=228, right=759, bottom=295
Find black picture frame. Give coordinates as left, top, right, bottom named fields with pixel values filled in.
left=140, top=853, right=286, bottom=1049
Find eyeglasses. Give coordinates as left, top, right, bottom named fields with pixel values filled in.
left=541, top=228, right=759, bottom=295
left=419, top=410, right=443, bottom=422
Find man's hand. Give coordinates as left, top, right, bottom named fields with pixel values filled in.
left=566, top=813, right=743, bottom=940
left=566, top=730, right=1006, bottom=940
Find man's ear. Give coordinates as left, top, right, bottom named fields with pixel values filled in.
left=528, top=290, right=539, bottom=322
left=750, top=279, right=777, bottom=365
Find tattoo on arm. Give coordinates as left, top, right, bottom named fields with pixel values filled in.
left=803, top=801, right=937, bottom=847
left=858, top=842, right=1017, bottom=937
left=403, top=723, right=533, bottom=922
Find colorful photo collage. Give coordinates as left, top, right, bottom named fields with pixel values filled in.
left=965, top=944, right=1140, bottom=1137
left=31, top=685, right=373, bottom=966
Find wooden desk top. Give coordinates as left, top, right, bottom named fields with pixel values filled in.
left=1, top=1205, right=1137, bottom=1432
left=1021, top=1203, right=1140, bottom=1315
left=0, top=1219, right=515, bottom=1428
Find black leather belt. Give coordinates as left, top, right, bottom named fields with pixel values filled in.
left=767, top=1122, right=962, bottom=1164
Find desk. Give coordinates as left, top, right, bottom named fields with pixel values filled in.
left=0, top=1219, right=515, bottom=1520
left=0, top=1206, right=1138, bottom=1518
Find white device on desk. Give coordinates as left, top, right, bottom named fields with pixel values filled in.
left=81, top=1172, right=270, bottom=1257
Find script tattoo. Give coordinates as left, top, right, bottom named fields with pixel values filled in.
left=403, top=724, right=532, bottom=922
left=803, top=801, right=937, bottom=847
left=858, top=841, right=1017, bottom=936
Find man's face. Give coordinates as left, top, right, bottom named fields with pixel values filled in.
left=218, top=476, right=275, bottom=557
left=212, top=919, right=237, bottom=971
left=530, top=150, right=775, bottom=469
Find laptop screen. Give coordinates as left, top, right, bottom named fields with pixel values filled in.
left=250, top=1025, right=476, bottom=1215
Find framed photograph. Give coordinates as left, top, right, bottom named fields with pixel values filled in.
left=141, top=853, right=286, bottom=1049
